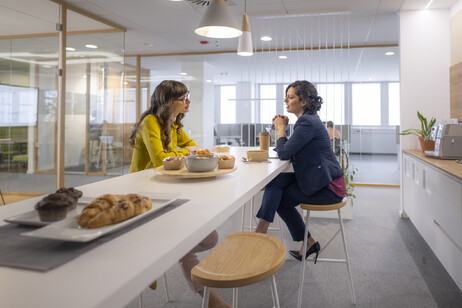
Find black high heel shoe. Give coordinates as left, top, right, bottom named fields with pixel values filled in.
left=289, top=241, right=321, bottom=263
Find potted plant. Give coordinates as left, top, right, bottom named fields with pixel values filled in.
left=400, top=111, right=436, bottom=153
left=342, top=149, right=357, bottom=207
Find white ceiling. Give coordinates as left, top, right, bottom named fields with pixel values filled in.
left=0, top=0, right=457, bottom=55
left=0, top=0, right=458, bottom=84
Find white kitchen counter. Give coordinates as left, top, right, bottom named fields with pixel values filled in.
left=0, top=147, right=290, bottom=308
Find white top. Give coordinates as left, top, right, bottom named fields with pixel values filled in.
left=0, top=147, right=290, bottom=308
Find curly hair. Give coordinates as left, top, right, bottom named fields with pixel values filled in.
left=286, top=80, right=323, bottom=115
left=129, top=80, right=188, bottom=152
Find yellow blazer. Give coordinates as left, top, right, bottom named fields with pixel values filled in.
left=129, top=115, right=197, bottom=172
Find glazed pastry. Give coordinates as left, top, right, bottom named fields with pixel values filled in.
left=78, top=194, right=152, bottom=228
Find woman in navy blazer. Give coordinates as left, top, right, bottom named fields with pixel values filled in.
left=255, top=80, right=346, bottom=262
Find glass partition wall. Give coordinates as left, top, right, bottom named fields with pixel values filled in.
left=1, top=7, right=399, bottom=198
left=133, top=13, right=400, bottom=185
left=0, top=2, right=125, bottom=195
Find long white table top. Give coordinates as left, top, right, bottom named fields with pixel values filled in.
left=0, top=147, right=290, bottom=308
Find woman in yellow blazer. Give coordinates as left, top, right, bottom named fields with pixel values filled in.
left=129, top=80, right=230, bottom=308
left=129, top=80, right=200, bottom=171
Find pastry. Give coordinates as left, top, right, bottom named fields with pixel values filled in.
left=35, top=193, right=74, bottom=222
left=56, top=187, right=83, bottom=210
left=78, top=193, right=152, bottom=228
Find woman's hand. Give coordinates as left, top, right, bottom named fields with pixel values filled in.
left=272, top=115, right=289, bottom=129
left=185, top=145, right=201, bottom=154
left=272, top=115, right=289, bottom=139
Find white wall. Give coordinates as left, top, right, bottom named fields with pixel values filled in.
left=399, top=9, right=451, bottom=150
left=451, top=0, right=462, bottom=17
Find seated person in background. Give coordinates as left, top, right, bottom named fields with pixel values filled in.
left=327, top=121, right=341, bottom=156
left=129, top=80, right=231, bottom=308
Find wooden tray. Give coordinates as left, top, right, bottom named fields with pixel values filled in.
left=155, top=166, right=237, bottom=178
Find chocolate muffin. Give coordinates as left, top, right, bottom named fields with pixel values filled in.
left=56, top=187, right=83, bottom=210
left=35, top=193, right=74, bottom=222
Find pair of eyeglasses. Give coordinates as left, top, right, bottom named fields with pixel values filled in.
left=175, top=91, right=190, bottom=103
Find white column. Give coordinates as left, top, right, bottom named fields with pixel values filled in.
left=236, top=81, right=252, bottom=123
left=182, top=61, right=214, bottom=150
left=399, top=9, right=451, bottom=151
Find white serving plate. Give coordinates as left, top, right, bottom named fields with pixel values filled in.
left=19, top=192, right=180, bottom=242
left=4, top=196, right=95, bottom=227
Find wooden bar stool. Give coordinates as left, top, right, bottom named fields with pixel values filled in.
left=297, top=199, right=356, bottom=308
left=191, top=232, right=286, bottom=308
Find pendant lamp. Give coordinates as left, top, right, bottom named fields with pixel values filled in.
left=195, top=0, right=242, bottom=38
left=237, top=13, right=253, bottom=56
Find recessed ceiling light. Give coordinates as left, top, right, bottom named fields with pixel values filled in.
left=206, top=80, right=212, bottom=83
left=85, top=44, right=98, bottom=49
left=260, top=36, right=272, bottom=41
left=278, top=55, right=287, bottom=59
left=42, top=65, right=51, bottom=68
left=385, top=51, right=395, bottom=56
left=66, top=47, right=75, bottom=51
left=180, top=72, right=187, bottom=76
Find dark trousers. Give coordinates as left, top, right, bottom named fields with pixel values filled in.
left=256, top=172, right=343, bottom=241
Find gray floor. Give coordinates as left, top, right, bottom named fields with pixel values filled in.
left=350, top=154, right=400, bottom=185
left=122, top=186, right=462, bottom=308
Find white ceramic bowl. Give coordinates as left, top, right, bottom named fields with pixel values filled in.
left=185, top=155, right=218, bottom=172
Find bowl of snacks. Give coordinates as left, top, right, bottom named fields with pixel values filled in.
left=163, top=156, right=185, bottom=170
left=247, top=150, right=268, bottom=162
left=195, top=149, right=213, bottom=155
left=185, top=154, right=218, bottom=172
left=218, top=155, right=235, bottom=169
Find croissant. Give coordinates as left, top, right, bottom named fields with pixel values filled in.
left=78, top=194, right=152, bottom=228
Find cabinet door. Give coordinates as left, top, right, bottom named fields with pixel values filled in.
left=429, top=167, right=462, bottom=248
left=402, top=155, right=417, bottom=219
left=434, top=222, right=462, bottom=291
left=416, top=161, right=435, bottom=248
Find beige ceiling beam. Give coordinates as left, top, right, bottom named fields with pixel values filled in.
left=0, top=28, right=123, bottom=40
left=50, top=0, right=126, bottom=32
left=125, top=43, right=398, bottom=58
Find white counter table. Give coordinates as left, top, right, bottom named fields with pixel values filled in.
left=0, top=147, right=290, bottom=308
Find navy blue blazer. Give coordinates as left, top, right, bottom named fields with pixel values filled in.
left=275, top=113, right=343, bottom=196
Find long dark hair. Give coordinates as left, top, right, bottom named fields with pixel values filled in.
left=129, top=80, right=188, bottom=152
left=286, top=80, right=323, bottom=115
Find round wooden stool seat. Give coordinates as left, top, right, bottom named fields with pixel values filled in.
left=191, top=232, right=286, bottom=289
left=300, top=199, right=347, bottom=211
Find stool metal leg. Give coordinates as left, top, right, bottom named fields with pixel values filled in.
left=241, top=197, right=255, bottom=232
left=276, top=215, right=284, bottom=242
left=240, top=201, right=246, bottom=232
left=232, top=288, right=238, bottom=308
left=162, top=273, right=170, bottom=302
left=297, top=209, right=311, bottom=308
left=0, top=189, right=5, bottom=205
left=338, top=208, right=356, bottom=304
left=201, top=286, right=210, bottom=308
left=270, top=275, right=281, bottom=308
